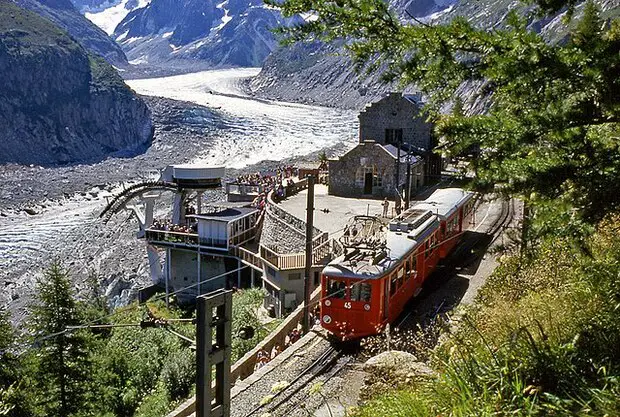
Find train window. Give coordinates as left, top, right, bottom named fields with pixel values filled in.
left=328, top=279, right=346, bottom=299
left=390, top=275, right=398, bottom=296
left=351, top=282, right=371, bottom=302
left=406, top=255, right=416, bottom=278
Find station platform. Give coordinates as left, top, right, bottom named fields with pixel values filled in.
left=276, top=185, right=385, bottom=238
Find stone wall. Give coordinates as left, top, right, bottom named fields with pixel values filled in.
left=358, top=92, right=433, bottom=152
left=259, top=196, right=322, bottom=253
left=329, top=142, right=414, bottom=199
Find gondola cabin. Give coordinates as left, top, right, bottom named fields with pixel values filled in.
left=320, top=188, right=475, bottom=340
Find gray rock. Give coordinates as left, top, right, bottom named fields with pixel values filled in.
left=0, top=3, right=153, bottom=166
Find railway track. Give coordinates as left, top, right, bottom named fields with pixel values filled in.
left=242, top=345, right=345, bottom=417
left=237, top=196, right=516, bottom=417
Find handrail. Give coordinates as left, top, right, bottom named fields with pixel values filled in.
left=260, top=232, right=331, bottom=270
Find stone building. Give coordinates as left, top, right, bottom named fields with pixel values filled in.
left=329, top=92, right=438, bottom=199
left=328, top=141, right=424, bottom=199
left=358, top=92, right=432, bottom=151
left=358, top=91, right=442, bottom=180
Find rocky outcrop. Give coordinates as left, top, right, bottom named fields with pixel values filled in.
left=15, top=0, right=128, bottom=66
left=0, top=2, right=153, bottom=166
left=248, top=0, right=615, bottom=110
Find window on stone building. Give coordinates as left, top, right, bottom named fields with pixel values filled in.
left=385, top=128, right=403, bottom=145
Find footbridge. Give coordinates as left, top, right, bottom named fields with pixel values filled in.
left=99, top=181, right=179, bottom=223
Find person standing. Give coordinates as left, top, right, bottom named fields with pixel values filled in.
left=382, top=198, right=390, bottom=217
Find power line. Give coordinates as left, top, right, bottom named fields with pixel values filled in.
left=2, top=264, right=249, bottom=358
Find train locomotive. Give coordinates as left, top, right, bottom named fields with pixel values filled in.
left=320, top=188, right=476, bottom=340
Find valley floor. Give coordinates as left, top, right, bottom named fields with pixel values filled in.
left=0, top=69, right=357, bottom=324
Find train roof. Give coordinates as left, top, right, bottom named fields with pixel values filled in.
left=410, top=188, right=473, bottom=219
left=323, top=188, right=474, bottom=280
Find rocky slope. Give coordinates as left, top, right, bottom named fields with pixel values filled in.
left=247, top=0, right=619, bottom=110
left=15, top=0, right=128, bottom=66
left=110, top=0, right=301, bottom=68
left=0, top=1, right=153, bottom=166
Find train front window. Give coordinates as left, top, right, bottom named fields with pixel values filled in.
left=327, top=279, right=346, bottom=299
left=350, top=282, right=371, bottom=302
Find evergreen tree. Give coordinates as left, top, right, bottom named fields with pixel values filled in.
left=27, top=261, right=92, bottom=417
left=270, top=0, right=620, bottom=242
left=0, top=309, right=31, bottom=417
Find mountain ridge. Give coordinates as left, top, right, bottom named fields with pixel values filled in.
left=0, top=1, right=153, bottom=165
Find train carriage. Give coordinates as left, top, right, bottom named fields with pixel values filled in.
left=320, top=188, right=475, bottom=340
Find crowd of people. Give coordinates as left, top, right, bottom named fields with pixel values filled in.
left=235, top=166, right=298, bottom=192
left=150, top=219, right=197, bottom=234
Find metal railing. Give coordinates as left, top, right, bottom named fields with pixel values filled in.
left=145, top=229, right=199, bottom=246
left=260, top=232, right=331, bottom=270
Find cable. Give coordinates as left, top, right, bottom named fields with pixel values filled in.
left=2, top=264, right=250, bottom=358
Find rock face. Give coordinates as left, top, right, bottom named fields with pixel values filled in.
left=248, top=0, right=615, bottom=109
left=15, top=0, right=128, bottom=66
left=0, top=2, right=153, bottom=166
left=112, top=0, right=302, bottom=67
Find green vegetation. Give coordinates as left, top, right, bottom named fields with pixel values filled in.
left=88, top=54, right=131, bottom=92
left=353, top=214, right=620, bottom=416
left=271, top=0, right=620, bottom=242
left=0, top=263, right=271, bottom=417
left=0, top=1, right=80, bottom=55
left=267, top=0, right=620, bottom=414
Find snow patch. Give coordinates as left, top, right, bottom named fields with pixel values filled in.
left=129, top=56, right=149, bottom=65
left=419, top=3, right=456, bottom=24
left=162, top=31, right=174, bottom=38
left=300, top=12, right=319, bottom=22
left=121, top=36, right=144, bottom=45
left=116, top=30, right=130, bottom=41
left=84, top=0, right=151, bottom=35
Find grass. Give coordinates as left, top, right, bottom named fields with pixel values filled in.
left=353, top=212, right=620, bottom=416
left=0, top=1, right=80, bottom=55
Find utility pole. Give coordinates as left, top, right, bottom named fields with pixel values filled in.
left=395, top=143, right=401, bottom=203
left=303, top=174, right=315, bottom=333
left=196, top=289, right=232, bottom=417
left=405, top=156, right=411, bottom=210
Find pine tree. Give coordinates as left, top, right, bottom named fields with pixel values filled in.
left=270, top=0, right=620, bottom=242
left=27, top=261, right=92, bottom=417
left=0, top=309, right=31, bottom=417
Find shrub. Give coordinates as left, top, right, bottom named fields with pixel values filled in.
left=355, top=212, right=620, bottom=416
left=161, top=349, right=195, bottom=401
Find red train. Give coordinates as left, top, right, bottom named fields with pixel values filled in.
left=320, top=188, right=475, bottom=340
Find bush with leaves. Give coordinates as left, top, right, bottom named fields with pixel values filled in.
left=161, top=348, right=195, bottom=401
left=353, top=213, right=620, bottom=416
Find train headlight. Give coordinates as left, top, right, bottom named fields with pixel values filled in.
left=364, top=304, right=371, bottom=311
left=324, top=299, right=331, bottom=307
left=323, top=315, right=332, bottom=324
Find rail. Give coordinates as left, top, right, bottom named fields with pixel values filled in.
left=235, top=246, right=263, bottom=270
left=100, top=181, right=179, bottom=222
left=166, top=287, right=323, bottom=417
